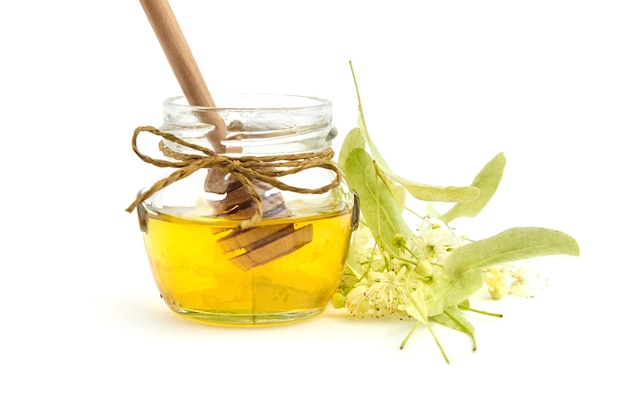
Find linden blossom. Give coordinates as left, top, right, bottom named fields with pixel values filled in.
left=334, top=62, right=580, bottom=364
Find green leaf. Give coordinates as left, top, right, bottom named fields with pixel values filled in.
left=372, top=161, right=407, bottom=208
left=439, top=152, right=506, bottom=223
left=427, top=269, right=485, bottom=317
left=338, top=127, right=366, bottom=170
left=429, top=227, right=580, bottom=313
left=430, top=306, right=474, bottom=333
left=381, top=170, right=480, bottom=203
left=388, top=179, right=407, bottom=208
left=343, top=148, right=412, bottom=253
left=445, top=227, right=581, bottom=277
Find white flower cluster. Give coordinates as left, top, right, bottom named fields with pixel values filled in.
left=336, top=217, right=546, bottom=318
left=337, top=217, right=467, bottom=318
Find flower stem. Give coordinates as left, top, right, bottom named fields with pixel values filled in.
left=400, top=322, right=420, bottom=350
left=396, top=256, right=419, bottom=266
left=400, top=322, right=450, bottom=364
left=459, top=305, right=503, bottom=318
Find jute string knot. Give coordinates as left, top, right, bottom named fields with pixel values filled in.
left=126, top=126, right=343, bottom=229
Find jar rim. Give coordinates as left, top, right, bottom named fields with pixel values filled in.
left=163, top=94, right=332, bottom=112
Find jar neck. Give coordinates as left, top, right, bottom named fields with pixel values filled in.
left=160, top=94, right=335, bottom=156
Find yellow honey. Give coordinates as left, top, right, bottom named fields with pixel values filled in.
left=141, top=204, right=353, bottom=325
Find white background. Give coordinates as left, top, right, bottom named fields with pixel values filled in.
left=1, top=1, right=624, bottom=415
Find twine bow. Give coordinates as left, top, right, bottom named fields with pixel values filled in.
left=125, top=126, right=342, bottom=229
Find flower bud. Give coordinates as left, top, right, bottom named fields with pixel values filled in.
left=392, top=233, right=407, bottom=247
left=332, top=292, right=346, bottom=308
left=415, top=259, right=433, bottom=277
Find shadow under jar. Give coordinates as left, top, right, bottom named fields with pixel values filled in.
left=135, top=94, right=357, bottom=325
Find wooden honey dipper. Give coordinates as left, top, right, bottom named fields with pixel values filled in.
left=138, top=0, right=313, bottom=270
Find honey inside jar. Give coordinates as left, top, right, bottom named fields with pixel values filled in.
left=129, top=94, right=355, bottom=325
left=141, top=201, right=353, bottom=325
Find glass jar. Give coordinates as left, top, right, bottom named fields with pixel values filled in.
left=131, top=94, right=357, bottom=325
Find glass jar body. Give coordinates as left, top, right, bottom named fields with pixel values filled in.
left=137, top=94, right=356, bottom=325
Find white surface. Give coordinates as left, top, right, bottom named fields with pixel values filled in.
left=1, top=1, right=624, bottom=416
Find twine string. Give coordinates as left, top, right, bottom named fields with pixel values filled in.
left=125, top=126, right=342, bottom=229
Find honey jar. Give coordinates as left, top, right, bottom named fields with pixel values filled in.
left=129, top=94, right=357, bottom=325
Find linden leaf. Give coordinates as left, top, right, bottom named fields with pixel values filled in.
left=381, top=170, right=480, bottom=203
left=429, top=227, right=581, bottom=313
left=439, top=152, right=506, bottom=223
left=372, top=161, right=407, bottom=208
left=430, top=305, right=475, bottom=334
left=427, top=269, right=485, bottom=318
left=388, top=179, right=407, bottom=208
left=338, top=127, right=366, bottom=170
left=445, top=227, right=581, bottom=276
left=344, top=148, right=412, bottom=253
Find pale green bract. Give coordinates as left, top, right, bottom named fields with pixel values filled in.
left=343, top=148, right=412, bottom=255
left=334, top=62, right=580, bottom=363
left=438, top=152, right=506, bottom=223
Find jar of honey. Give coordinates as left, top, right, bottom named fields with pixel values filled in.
left=129, top=94, right=357, bottom=325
